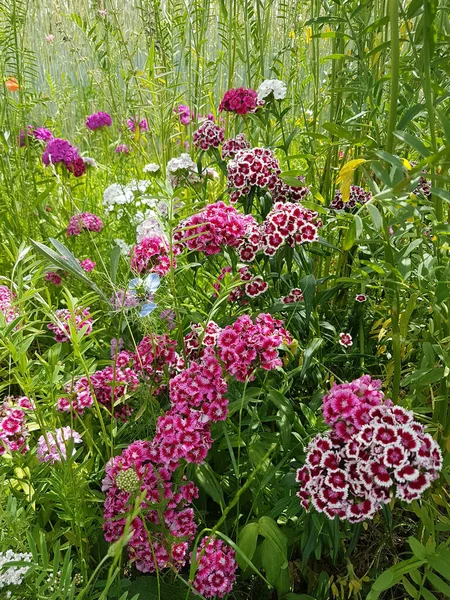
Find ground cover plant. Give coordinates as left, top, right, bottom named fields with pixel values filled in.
left=0, top=0, right=450, bottom=599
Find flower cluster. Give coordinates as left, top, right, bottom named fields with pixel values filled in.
left=134, top=333, right=179, bottom=391
left=282, top=288, right=304, bottom=303
left=57, top=364, right=138, bottom=418
left=130, top=235, right=175, bottom=276
left=116, top=143, right=130, bottom=153
left=42, top=138, right=86, bottom=177
left=219, top=87, right=260, bottom=114
left=257, top=79, right=287, bottom=101
left=170, top=351, right=228, bottom=422
left=166, top=153, right=201, bottom=187
left=217, top=313, right=292, bottom=382
left=193, top=119, right=225, bottom=150
left=127, top=116, right=148, bottom=131
left=48, top=308, right=93, bottom=343
left=244, top=275, right=268, bottom=298
left=227, top=147, right=281, bottom=202
left=0, top=285, right=18, bottom=325
left=330, top=186, right=371, bottom=211
left=297, top=376, right=443, bottom=522
left=175, top=104, right=192, bottom=125
left=192, top=537, right=238, bottom=598
left=184, top=321, right=222, bottom=359
left=260, top=201, right=320, bottom=255
left=103, top=440, right=198, bottom=573
left=45, top=271, right=64, bottom=286
left=0, top=550, right=33, bottom=591
left=86, top=111, right=112, bottom=130
left=173, top=201, right=258, bottom=256
left=143, top=162, right=160, bottom=173
left=36, top=427, right=82, bottom=464
left=221, top=133, right=251, bottom=159
left=0, top=396, right=33, bottom=455
left=270, top=176, right=310, bottom=203
left=66, top=212, right=103, bottom=236
left=80, top=258, right=96, bottom=272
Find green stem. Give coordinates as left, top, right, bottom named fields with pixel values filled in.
left=386, top=0, right=399, bottom=153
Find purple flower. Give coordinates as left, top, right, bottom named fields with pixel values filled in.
left=66, top=213, right=103, bottom=236
left=80, top=258, right=96, bottom=272
left=174, top=104, right=192, bottom=125
left=127, top=117, right=149, bottom=132
left=42, top=138, right=80, bottom=167
left=34, top=127, right=53, bottom=142
left=116, top=144, right=130, bottom=153
left=36, top=427, right=82, bottom=464
left=86, top=111, right=112, bottom=130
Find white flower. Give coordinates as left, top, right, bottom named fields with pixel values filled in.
left=126, top=179, right=151, bottom=193
left=136, top=215, right=166, bottom=242
left=114, top=239, right=131, bottom=256
left=143, top=162, right=160, bottom=173
left=82, top=156, right=97, bottom=167
left=257, top=79, right=287, bottom=101
left=103, top=184, right=134, bottom=212
left=166, top=153, right=197, bottom=174
left=0, top=550, right=33, bottom=589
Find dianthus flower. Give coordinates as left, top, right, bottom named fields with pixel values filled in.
left=355, top=294, right=367, bottom=303
left=66, top=156, right=87, bottom=177
left=244, top=275, right=268, bottom=298
left=173, top=201, right=258, bottom=256
left=166, top=153, right=201, bottom=187
left=102, top=440, right=198, bottom=573
left=48, top=307, right=93, bottom=343
left=86, top=111, right=112, bottom=130
left=193, top=119, right=225, bottom=151
left=127, top=116, right=148, bottom=131
left=33, top=127, right=54, bottom=142
left=219, top=87, right=260, bottom=115
left=338, top=332, right=353, bottom=348
left=226, top=147, right=281, bottom=202
left=183, top=321, right=222, bottom=360
left=409, top=162, right=432, bottom=197
left=0, top=285, right=18, bottom=324
left=80, top=258, right=96, bottom=272
left=330, top=185, right=371, bottom=211
left=36, top=427, right=82, bottom=464
left=66, top=212, right=103, bottom=236
left=0, top=396, right=32, bottom=455
left=175, top=104, right=192, bottom=125
left=153, top=408, right=213, bottom=469
left=45, top=272, right=63, bottom=285
left=297, top=377, right=443, bottom=522
left=282, top=288, right=304, bottom=303
left=134, top=334, right=179, bottom=392
left=57, top=362, right=138, bottom=419
left=130, top=235, right=176, bottom=276
left=42, top=138, right=80, bottom=169
left=260, top=201, right=320, bottom=255
left=116, top=144, right=130, bottom=153
left=270, top=175, right=310, bottom=203
left=217, top=313, right=292, bottom=382
left=170, top=351, right=228, bottom=422
left=257, top=79, right=287, bottom=101
left=191, top=536, right=237, bottom=598
left=221, top=133, right=251, bottom=159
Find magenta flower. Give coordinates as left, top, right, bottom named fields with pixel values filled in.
left=0, top=396, right=32, bottom=455
left=66, top=212, right=103, bottom=236
left=0, top=285, right=18, bottom=324
left=174, top=104, right=192, bottom=125
left=282, top=288, right=304, bottom=303
left=127, top=116, right=148, bottom=131
left=260, top=201, right=320, bottom=256
left=192, top=537, right=237, bottom=598
left=221, top=133, right=251, bottom=159
left=42, top=138, right=79, bottom=167
left=33, top=127, right=53, bottom=142
left=115, top=143, right=130, bottom=153
left=45, top=272, right=63, bottom=286
left=86, top=111, right=112, bottom=130
left=355, top=294, right=367, bottom=303
left=130, top=236, right=176, bottom=276
left=80, top=258, right=96, bottom=272
left=219, top=87, right=260, bottom=114
left=193, top=119, right=225, bottom=151
left=339, top=332, right=353, bottom=348
left=36, top=427, right=82, bottom=464
left=48, top=308, right=93, bottom=343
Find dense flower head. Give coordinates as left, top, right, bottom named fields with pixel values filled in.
left=192, top=537, right=237, bottom=598
left=219, top=87, right=260, bottom=115
left=153, top=408, right=213, bottom=470
left=166, top=153, right=201, bottom=187
left=0, top=396, right=32, bottom=455
left=175, top=104, right=192, bottom=125
left=410, top=162, right=432, bottom=197
left=193, top=119, right=225, bottom=150
left=221, top=133, right=251, bottom=159
left=80, top=258, right=96, bottom=272
left=134, top=334, right=179, bottom=391
left=127, top=116, right=148, bottom=131
left=66, top=212, right=103, bottom=236
left=270, top=175, right=310, bottom=203
left=42, top=137, right=80, bottom=168
left=257, top=79, right=287, bottom=101
left=102, top=440, right=199, bottom=573
left=227, top=147, right=281, bottom=202
left=57, top=363, right=138, bottom=419
left=184, top=321, right=223, bottom=359
left=217, top=313, right=292, bottom=382
left=0, top=285, right=18, bottom=324
left=86, top=111, right=112, bottom=130
left=297, top=379, right=443, bottom=522
left=116, top=143, right=130, bottom=153
left=244, top=275, right=269, bottom=298
left=260, top=201, right=320, bottom=255
left=0, top=550, right=33, bottom=589
left=130, top=235, right=176, bottom=276
left=36, top=427, right=82, bottom=464
left=66, top=156, right=87, bottom=177
left=170, top=351, right=228, bottom=422
left=282, top=288, right=304, bottom=303
left=330, top=186, right=371, bottom=211
left=33, top=127, right=54, bottom=142
left=173, top=201, right=258, bottom=256
left=48, top=307, right=93, bottom=343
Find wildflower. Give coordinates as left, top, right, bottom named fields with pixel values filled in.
left=219, top=87, right=260, bottom=114
left=244, top=275, right=268, bottom=298
left=66, top=156, right=87, bottom=177
left=184, top=321, right=222, bottom=359
left=257, top=79, right=287, bottom=101
left=166, top=153, right=201, bottom=187
left=116, top=143, right=130, bottom=153
left=80, top=259, right=96, bottom=272
left=270, top=175, right=310, bottom=203
left=221, top=133, right=251, bottom=159
left=66, top=212, right=103, bottom=236
left=82, top=156, right=97, bottom=167
left=36, top=427, right=82, bottom=463
left=0, top=286, right=18, bottom=325
left=127, top=116, right=148, bottom=131
left=282, top=288, right=304, bottom=303
left=339, top=332, right=353, bottom=348
left=134, top=333, right=179, bottom=391
left=0, top=550, right=33, bottom=590
left=174, top=104, right=192, bottom=125
left=192, top=537, right=237, bottom=598
left=217, top=313, right=292, bottom=382
left=0, top=396, right=32, bottom=455
left=226, top=147, right=281, bottom=202
left=173, top=201, right=258, bottom=256
left=130, top=235, right=175, bottom=277
left=136, top=215, right=165, bottom=242
left=42, top=137, right=80, bottom=168
left=86, top=111, right=112, bottom=130
left=114, top=238, right=132, bottom=256
left=355, top=294, right=367, bottom=303
left=330, top=186, right=371, bottom=211
left=48, top=308, right=93, bottom=343
left=193, top=119, right=225, bottom=151
left=143, top=162, right=160, bottom=173
left=5, top=77, right=19, bottom=92
left=45, top=271, right=63, bottom=286
left=260, top=201, right=320, bottom=255
left=33, top=127, right=53, bottom=142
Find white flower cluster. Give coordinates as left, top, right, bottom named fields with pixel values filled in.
left=257, top=79, right=287, bottom=100
left=166, top=153, right=202, bottom=187
left=0, top=550, right=33, bottom=590
left=82, top=156, right=97, bottom=167
left=114, top=238, right=132, bottom=256
left=143, top=162, right=160, bottom=173
left=136, top=214, right=166, bottom=242
left=103, top=180, right=161, bottom=218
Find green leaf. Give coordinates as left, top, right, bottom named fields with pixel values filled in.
left=408, top=536, right=427, bottom=559
left=110, top=245, right=121, bottom=284
left=300, top=273, right=316, bottom=328
left=258, top=516, right=288, bottom=565
left=343, top=215, right=362, bottom=250
left=195, top=463, right=224, bottom=509
left=366, top=203, right=382, bottom=231
left=393, top=130, right=432, bottom=156
left=427, top=551, right=450, bottom=581
left=367, top=559, right=426, bottom=598
left=237, top=523, right=259, bottom=569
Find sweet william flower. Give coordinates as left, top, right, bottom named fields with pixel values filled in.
left=86, top=111, right=112, bottom=130
left=339, top=332, right=353, bottom=348
left=257, top=79, right=287, bottom=100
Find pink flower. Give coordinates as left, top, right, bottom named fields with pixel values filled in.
left=260, top=201, right=320, bottom=255
left=127, top=116, right=148, bottom=131
left=48, top=307, right=93, bottom=343
left=80, top=258, right=96, bottom=272
left=86, top=111, right=112, bottom=130
left=221, top=133, right=251, bottom=159
left=355, top=294, right=367, bottom=302
left=0, top=285, right=18, bottom=324
left=174, top=104, right=192, bottom=125
left=282, top=288, right=304, bottom=303
left=339, top=332, right=353, bottom=348
left=330, top=186, right=371, bottom=211
left=0, top=396, right=31, bottom=455
left=116, top=144, right=130, bottom=153
left=192, top=537, right=237, bottom=598
left=130, top=235, right=176, bottom=276
left=193, top=119, right=225, bottom=151
left=37, top=427, right=82, bottom=463
left=66, top=212, right=103, bottom=236
left=219, top=87, right=260, bottom=115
